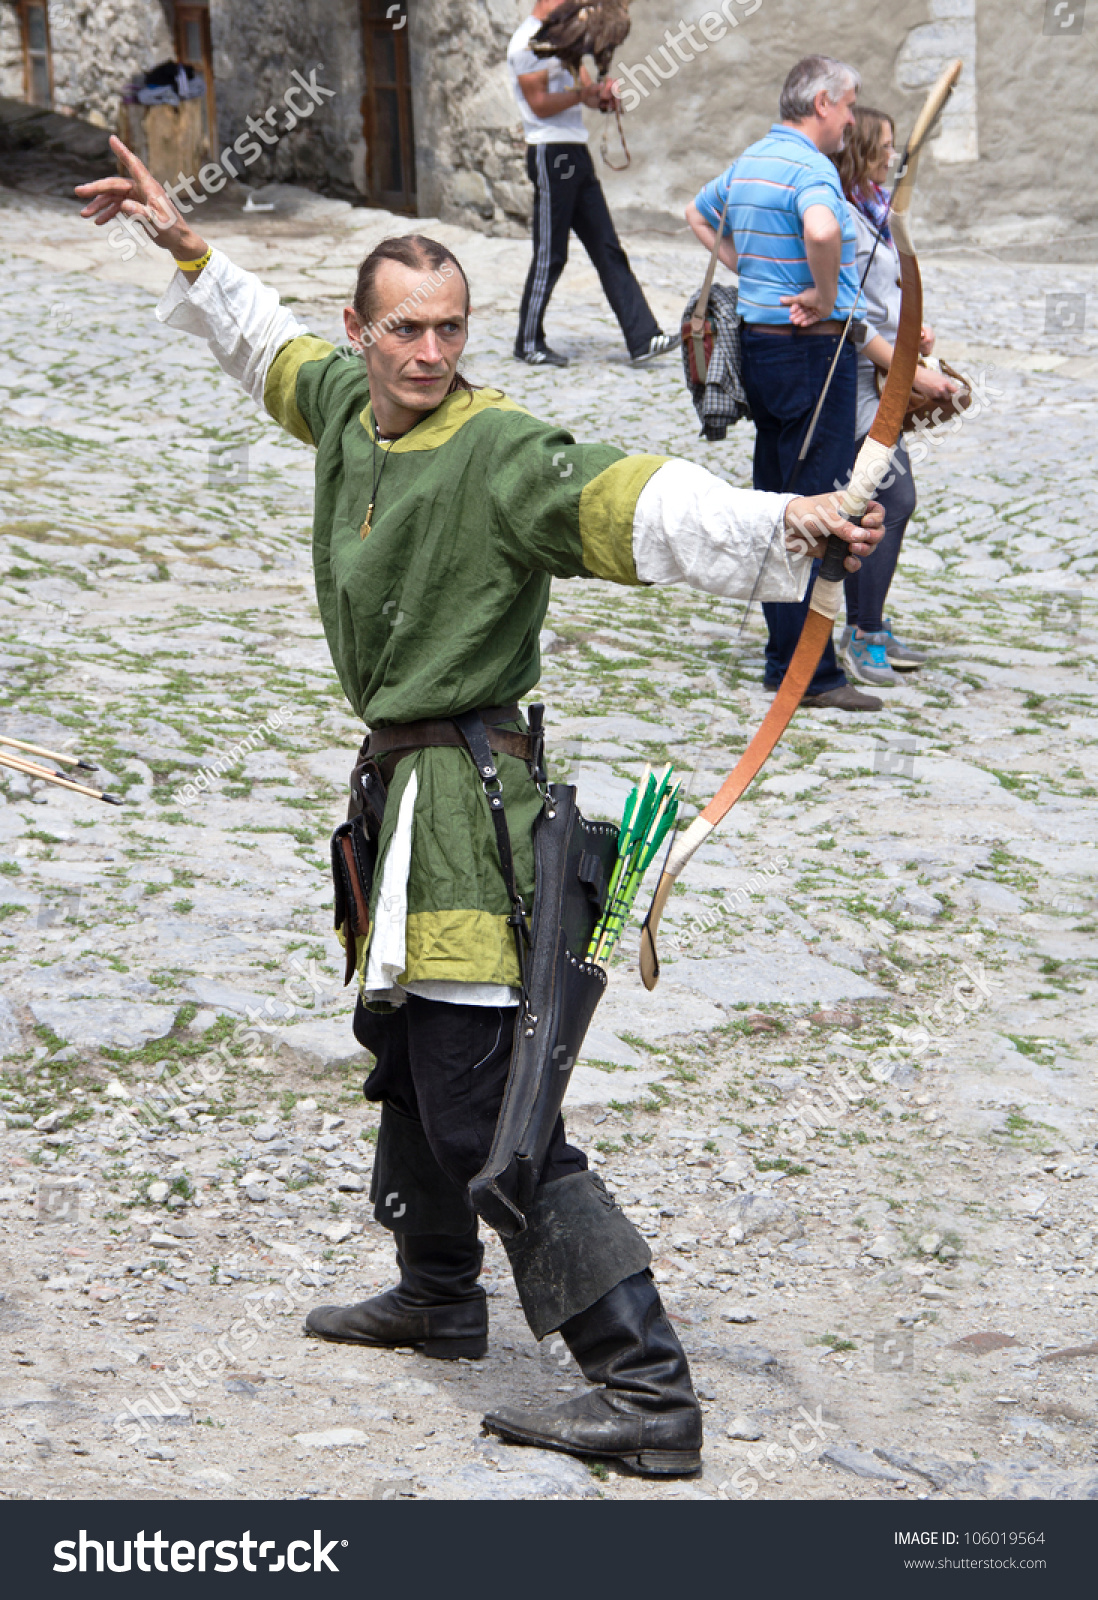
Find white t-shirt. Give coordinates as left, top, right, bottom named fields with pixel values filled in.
left=507, top=15, right=588, bottom=145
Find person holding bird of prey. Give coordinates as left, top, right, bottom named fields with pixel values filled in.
left=75, top=134, right=882, bottom=1480
left=508, top=0, right=677, bottom=368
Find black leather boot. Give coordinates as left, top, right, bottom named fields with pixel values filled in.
left=484, top=1270, right=702, bottom=1475
left=305, top=1226, right=487, bottom=1360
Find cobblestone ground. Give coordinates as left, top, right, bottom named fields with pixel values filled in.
left=1, top=184, right=1097, bottom=1502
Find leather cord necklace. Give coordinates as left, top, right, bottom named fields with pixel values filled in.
left=360, top=418, right=394, bottom=540
left=360, top=369, right=467, bottom=538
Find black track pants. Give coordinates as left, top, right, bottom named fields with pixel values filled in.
left=515, top=142, right=659, bottom=359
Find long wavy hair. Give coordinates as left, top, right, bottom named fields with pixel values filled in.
left=351, top=234, right=479, bottom=397
left=834, top=105, right=894, bottom=201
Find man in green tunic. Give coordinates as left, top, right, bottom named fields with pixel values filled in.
left=77, top=140, right=882, bottom=1478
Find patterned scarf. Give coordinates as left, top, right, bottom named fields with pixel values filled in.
left=852, top=180, right=892, bottom=246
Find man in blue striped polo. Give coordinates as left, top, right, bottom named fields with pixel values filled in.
left=687, top=55, right=880, bottom=713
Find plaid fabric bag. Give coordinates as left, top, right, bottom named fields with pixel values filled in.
left=681, top=283, right=751, bottom=442
left=680, top=191, right=750, bottom=441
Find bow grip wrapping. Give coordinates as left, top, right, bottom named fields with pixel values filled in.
left=815, top=436, right=897, bottom=586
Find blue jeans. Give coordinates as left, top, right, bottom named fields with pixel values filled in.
left=740, top=329, right=857, bottom=694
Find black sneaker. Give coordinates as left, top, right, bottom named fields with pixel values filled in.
left=515, top=347, right=570, bottom=367
left=630, top=331, right=680, bottom=366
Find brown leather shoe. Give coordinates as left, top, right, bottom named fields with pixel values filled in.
left=800, top=685, right=883, bottom=712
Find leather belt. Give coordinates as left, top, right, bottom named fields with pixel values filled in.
left=362, top=703, right=532, bottom=785
left=746, top=319, right=849, bottom=337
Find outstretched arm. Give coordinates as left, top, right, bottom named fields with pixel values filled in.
left=633, top=461, right=883, bottom=597
left=75, top=136, right=321, bottom=416
left=490, top=420, right=882, bottom=599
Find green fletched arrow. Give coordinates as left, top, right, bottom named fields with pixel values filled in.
left=592, top=765, right=650, bottom=960
left=588, top=764, right=679, bottom=967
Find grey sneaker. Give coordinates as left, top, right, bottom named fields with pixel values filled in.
left=842, top=630, right=900, bottom=687
left=882, top=617, right=928, bottom=669
left=799, top=684, right=883, bottom=712
left=631, top=332, right=680, bottom=366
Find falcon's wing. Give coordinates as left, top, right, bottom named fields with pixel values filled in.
left=530, top=1, right=595, bottom=62
left=590, top=1, right=631, bottom=63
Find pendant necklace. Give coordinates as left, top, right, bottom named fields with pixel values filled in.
left=361, top=415, right=395, bottom=540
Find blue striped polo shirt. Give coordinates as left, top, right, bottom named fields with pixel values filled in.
left=694, top=125, right=859, bottom=325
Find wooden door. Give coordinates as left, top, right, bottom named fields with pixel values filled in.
left=174, top=2, right=217, bottom=154
left=361, top=1, right=417, bottom=214
left=19, top=1, right=53, bottom=107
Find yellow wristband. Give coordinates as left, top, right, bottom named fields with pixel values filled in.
left=175, top=247, right=212, bottom=273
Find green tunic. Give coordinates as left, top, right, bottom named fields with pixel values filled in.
left=264, top=337, right=667, bottom=987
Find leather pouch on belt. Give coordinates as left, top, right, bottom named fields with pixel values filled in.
left=330, top=813, right=377, bottom=985
left=332, top=757, right=388, bottom=985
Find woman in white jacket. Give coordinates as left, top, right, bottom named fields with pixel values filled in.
left=836, top=107, right=959, bottom=688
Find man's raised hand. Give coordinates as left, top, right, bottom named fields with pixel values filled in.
left=597, top=79, right=621, bottom=113
left=75, top=135, right=208, bottom=266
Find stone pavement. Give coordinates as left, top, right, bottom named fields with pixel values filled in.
left=0, top=182, right=1096, bottom=1502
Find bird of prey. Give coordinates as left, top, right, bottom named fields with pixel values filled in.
left=530, top=0, right=633, bottom=85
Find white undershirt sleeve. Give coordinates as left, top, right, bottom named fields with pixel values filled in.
left=632, top=460, right=813, bottom=603
left=155, top=249, right=310, bottom=404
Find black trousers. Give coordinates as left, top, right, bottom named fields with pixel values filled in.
left=515, top=142, right=659, bottom=359
left=843, top=433, right=917, bottom=633
left=354, top=994, right=587, bottom=1204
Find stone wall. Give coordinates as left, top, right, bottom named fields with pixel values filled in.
left=2, top=1, right=1094, bottom=245
left=0, top=1, right=363, bottom=197
left=592, top=0, right=1098, bottom=247
left=0, top=0, right=173, bottom=126
left=408, top=0, right=531, bottom=234
left=407, top=0, right=1098, bottom=247
left=206, top=0, right=366, bottom=196
left=0, top=4, right=22, bottom=102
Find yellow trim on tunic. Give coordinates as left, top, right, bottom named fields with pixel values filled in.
left=403, top=909, right=522, bottom=987
left=359, top=388, right=530, bottom=452
left=263, top=336, right=336, bottom=445
left=578, top=454, right=669, bottom=585
left=341, top=911, right=523, bottom=991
